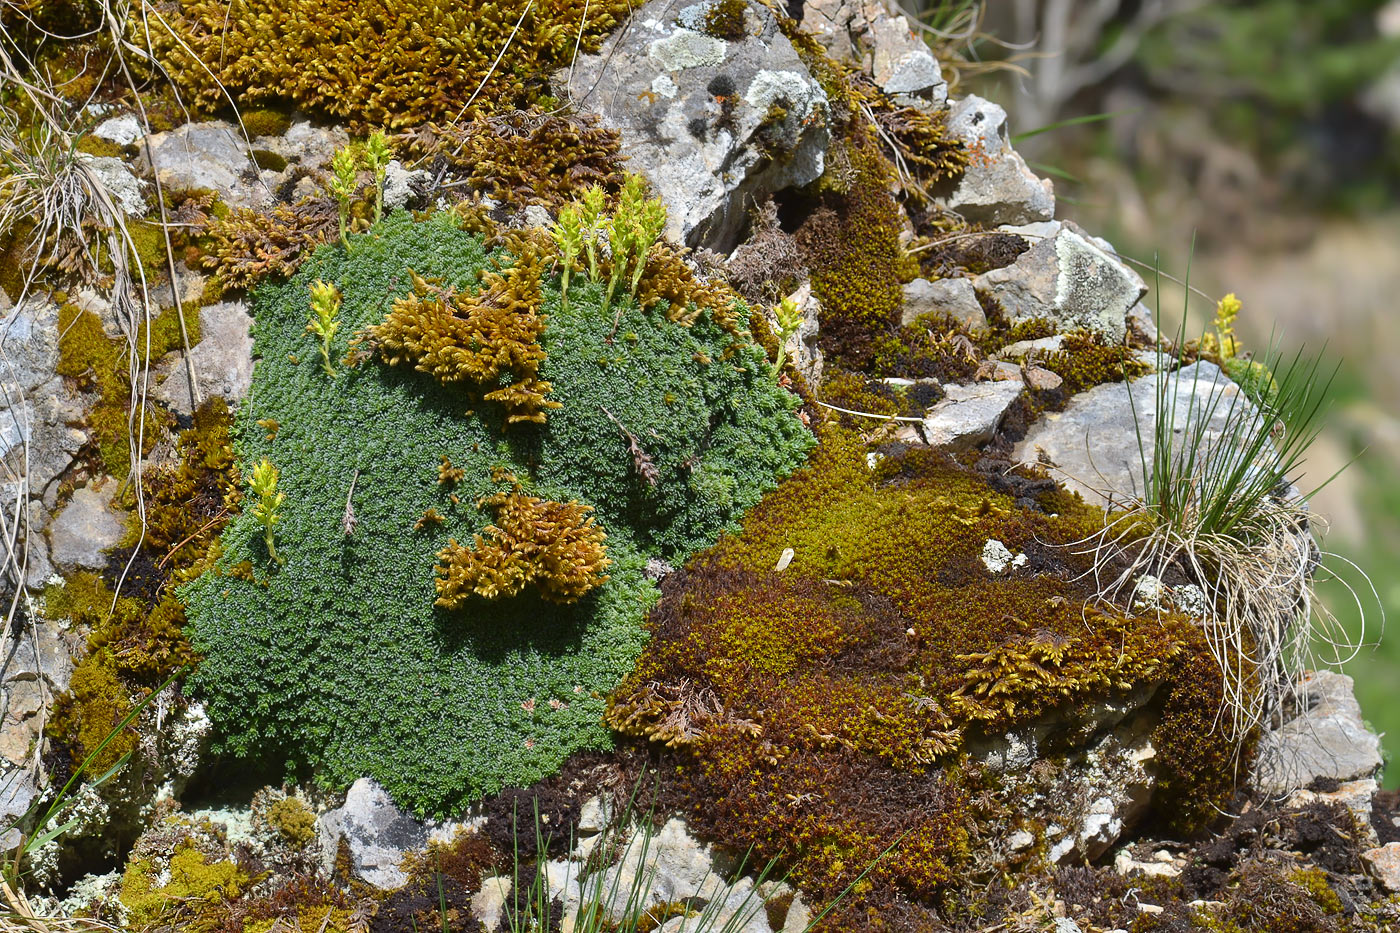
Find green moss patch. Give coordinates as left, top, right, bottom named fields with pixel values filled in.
left=183, top=211, right=812, bottom=815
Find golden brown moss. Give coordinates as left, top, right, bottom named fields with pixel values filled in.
left=796, top=131, right=911, bottom=370
left=200, top=196, right=340, bottom=289
left=264, top=797, right=317, bottom=849
left=44, top=645, right=135, bottom=775
left=119, top=842, right=249, bottom=933
left=408, top=110, right=626, bottom=210
left=149, top=0, right=632, bottom=128
left=369, top=249, right=558, bottom=424
left=434, top=482, right=610, bottom=607
left=55, top=303, right=168, bottom=477
left=608, top=425, right=1239, bottom=917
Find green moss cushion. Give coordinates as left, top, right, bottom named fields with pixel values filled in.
left=183, top=212, right=813, bottom=815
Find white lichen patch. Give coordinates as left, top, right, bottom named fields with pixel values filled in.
left=647, top=28, right=726, bottom=71
left=743, top=69, right=820, bottom=112
left=1132, top=574, right=1166, bottom=611
left=1172, top=583, right=1209, bottom=619
left=981, top=539, right=1027, bottom=574
left=651, top=74, right=679, bottom=99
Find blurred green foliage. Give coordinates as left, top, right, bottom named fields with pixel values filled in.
left=1135, top=1, right=1400, bottom=206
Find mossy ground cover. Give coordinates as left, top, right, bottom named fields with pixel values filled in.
left=183, top=211, right=812, bottom=816
left=608, top=427, right=1240, bottom=921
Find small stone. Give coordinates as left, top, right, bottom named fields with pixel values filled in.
left=0, top=767, right=38, bottom=849
left=521, top=204, right=552, bottom=229
left=981, top=539, right=1014, bottom=574
left=867, top=14, right=947, bottom=108
left=78, top=155, right=146, bottom=217
left=1131, top=575, right=1165, bottom=611
left=900, top=277, right=986, bottom=328
left=774, top=548, right=795, bottom=572
left=141, top=121, right=267, bottom=209
left=1007, top=830, right=1035, bottom=852
left=1021, top=365, right=1063, bottom=391
left=1053, top=920, right=1085, bottom=933
left=93, top=113, right=143, bottom=147
left=46, top=483, right=124, bottom=573
left=1362, top=842, right=1400, bottom=893
left=1013, top=362, right=1245, bottom=509
left=318, top=778, right=428, bottom=889
left=561, top=2, right=830, bottom=251
left=471, top=875, right=512, bottom=931
left=997, top=334, right=1066, bottom=361
left=899, top=379, right=1023, bottom=450
left=974, top=223, right=1145, bottom=344
left=577, top=796, right=611, bottom=835
left=941, top=96, right=1054, bottom=226
left=152, top=300, right=255, bottom=416
left=1114, top=847, right=1182, bottom=879
left=1255, top=671, right=1383, bottom=796
left=382, top=160, right=427, bottom=212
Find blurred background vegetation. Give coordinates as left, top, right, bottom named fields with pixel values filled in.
left=906, top=0, right=1400, bottom=784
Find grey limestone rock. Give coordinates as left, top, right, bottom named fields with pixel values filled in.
left=799, top=0, right=947, bottom=109
left=78, top=155, right=147, bottom=217
left=941, top=96, right=1055, bottom=226
left=974, top=222, right=1145, bottom=343
left=152, top=300, right=255, bottom=416
left=1363, top=842, right=1400, bottom=894
left=1012, top=362, right=1247, bottom=509
left=0, top=768, right=38, bottom=850
left=46, top=482, right=125, bottom=574
left=560, top=0, right=830, bottom=252
left=1255, top=671, right=1384, bottom=797
left=317, top=777, right=464, bottom=890
left=901, top=276, right=986, bottom=328
left=93, top=112, right=143, bottom=148
left=774, top=280, right=824, bottom=386
left=382, top=159, right=429, bottom=212
left=866, top=11, right=947, bottom=109
left=142, top=120, right=269, bottom=209
left=897, top=378, right=1023, bottom=451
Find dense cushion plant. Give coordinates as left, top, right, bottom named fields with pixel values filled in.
left=183, top=212, right=812, bottom=816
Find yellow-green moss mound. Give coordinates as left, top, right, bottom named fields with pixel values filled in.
left=608, top=428, right=1242, bottom=919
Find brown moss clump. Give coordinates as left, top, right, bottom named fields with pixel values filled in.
left=200, top=197, right=340, bottom=289
left=1040, top=330, right=1152, bottom=395
left=409, top=111, right=626, bottom=211
left=264, top=797, right=317, bottom=849
left=130, top=397, right=241, bottom=579
left=607, top=426, right=1241, bottom=920
left=149, top=0, right=632, bottom=128
left=119, top=840, right=250, bottom=933
left=44, top=645, right=136, bottom=775
left=369, top=250, right=558, bottom=425
left=435, top=481, right=610, bottom=607
left=238, top=107, right=293, bottom=138
left=702, top=0, right=749, bottom=40
left=43, top=402, right=238, bottom=777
